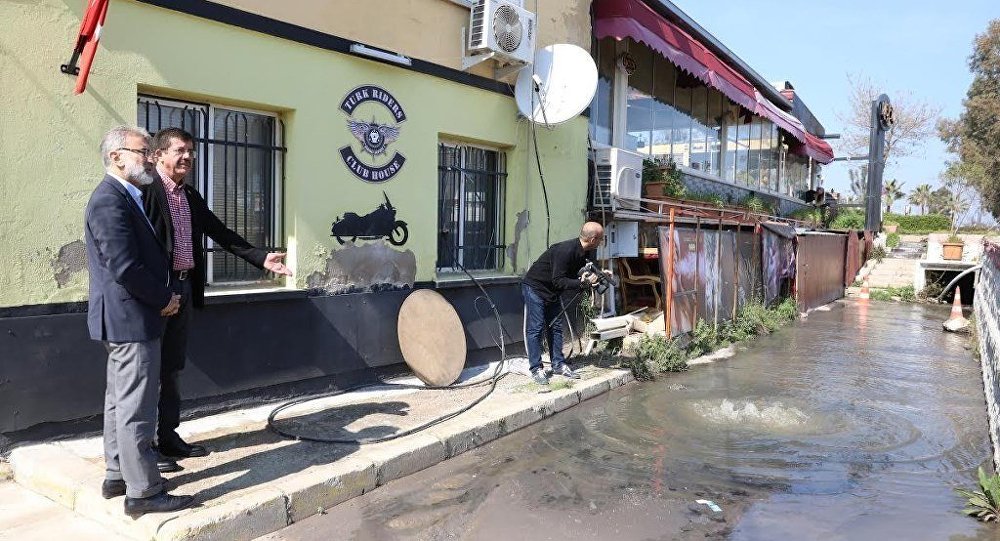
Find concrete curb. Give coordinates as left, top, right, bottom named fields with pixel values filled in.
left=9, top=368, right=634, bottom=540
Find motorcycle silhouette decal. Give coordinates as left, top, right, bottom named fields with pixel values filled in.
left=339, top=85, right=407, bottom=183
left=331, top=191, right=409, bottom=246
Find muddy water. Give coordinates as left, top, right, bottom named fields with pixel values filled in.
left=264, top=301, right=997, bottom=541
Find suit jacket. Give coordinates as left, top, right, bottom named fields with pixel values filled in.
left=143, top=178, right=267, bottom=308
left=85, top=176, right=173, bottom=342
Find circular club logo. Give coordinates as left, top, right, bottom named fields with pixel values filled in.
left=340, top=85, right=407, bottom=183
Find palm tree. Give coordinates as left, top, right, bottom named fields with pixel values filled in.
left=882, top=179, right=905, bottom=214
left=908, top=184, right=933, bottom=214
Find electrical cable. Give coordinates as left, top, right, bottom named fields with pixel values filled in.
left=266, top=235, right=514, bottom=445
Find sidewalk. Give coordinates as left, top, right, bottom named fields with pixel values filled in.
left=5, top=359, right=632, bottom=541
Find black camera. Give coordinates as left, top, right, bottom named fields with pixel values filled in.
left=578, top=260, right=618, bottom=295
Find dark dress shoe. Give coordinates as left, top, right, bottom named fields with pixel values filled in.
left=123, top=491, right=194, bottom=518
left=158, top=438, right=208, bottom=459
left=157, top=457, right=183, bottom=473
left=102, top=479, right=126, bottom=499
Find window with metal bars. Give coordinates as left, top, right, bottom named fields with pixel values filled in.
left=137, top=95, right=285, bottom=284
left=437, top=143, right=507, bottom=272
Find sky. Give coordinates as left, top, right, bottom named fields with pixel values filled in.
left=671, top=0, right=1000, bottom=218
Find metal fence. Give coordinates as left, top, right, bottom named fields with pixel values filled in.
left=138, top=95, right=286, bottom=284
left=975, top=240, right=1000, bottom=469
left=437, top=143, right=506, bottom=272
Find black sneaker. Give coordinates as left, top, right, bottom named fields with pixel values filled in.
left=554, top=364, right=581, bottom=379
left=531, top=368, right=549, bottom=385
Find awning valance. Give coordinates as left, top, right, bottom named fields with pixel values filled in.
left=594, top=0, right=834, bottom=164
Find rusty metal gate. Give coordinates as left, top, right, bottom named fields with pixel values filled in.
left=797, top=232, right=848, bottom=311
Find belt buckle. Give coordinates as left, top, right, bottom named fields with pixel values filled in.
left=177, top=270, right=188, bottom=281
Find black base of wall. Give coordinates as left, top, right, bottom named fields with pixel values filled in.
left=0, top=283, right=531, bottom=438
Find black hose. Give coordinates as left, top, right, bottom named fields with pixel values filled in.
left=267, top=238, right=511, bottom=444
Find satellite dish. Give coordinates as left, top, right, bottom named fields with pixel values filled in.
left=515, top=43, right=598, bottom=126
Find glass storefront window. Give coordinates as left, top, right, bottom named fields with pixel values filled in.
left=589, top=38, right=616, bottom=146
left=706, top=89, right=723, bottom=177
left=651, top=55, right=678, bottom=162
left=591, top=39, right=819, bottom=202
left=625, top=41, right=655, bottom=156
left=735, top=115, right=751, bottom=185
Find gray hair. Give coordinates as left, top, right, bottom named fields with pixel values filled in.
left=100, top=125, right=150, bottom=168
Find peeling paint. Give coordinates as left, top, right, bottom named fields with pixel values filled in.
left=306, top=241, right=416, bottom=295
left=50, top=240, right=86, bottom=288
left=506, top=210, right=530, bottom=273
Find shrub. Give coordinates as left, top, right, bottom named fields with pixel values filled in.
left=870, top=245, right=887, bottom=263
left=869, top=289, right=893, bottom=301
left=632, top=334, right=688, bottom=375
left=886, top=232, right=900, bottom=248
left=830, top=210, right=865, bottom=230
left=884, top=213, right=951, bottom=233
left=741, top=195, right=768, bottom=214
left=918, top=282, right=944, bottom=301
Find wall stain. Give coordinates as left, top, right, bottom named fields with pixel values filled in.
left=306, top=241, right=416, bottom=295
left=50, top=240, right=86, bottom=288
left=506, top=210, right=530, bottom=273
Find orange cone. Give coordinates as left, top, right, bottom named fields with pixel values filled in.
left=948, top=288, right=963, bottom=321
left=858, top=276, right=870, bottom=300
left=943, top=287, right=970, bottom=333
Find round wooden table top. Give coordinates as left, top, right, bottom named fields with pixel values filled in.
left=397, top=289, right=467, bottom=387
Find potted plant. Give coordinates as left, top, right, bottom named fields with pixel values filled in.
left=642, top=158, right=686, bottom=198
left=642, top=158, right=667, bottom=197
left=883, top=220, right=899, bottom=234
left=942, top=234, right=964, bottom=261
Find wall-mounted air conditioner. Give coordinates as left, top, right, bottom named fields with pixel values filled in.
left=593, top=147, right=643, bottom=211
left=467, top=0, right=535, bottom=65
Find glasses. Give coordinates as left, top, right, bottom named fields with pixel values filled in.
left=117, top=147, right=152, bottom=159
left=171, top=148, right=197, bottom=158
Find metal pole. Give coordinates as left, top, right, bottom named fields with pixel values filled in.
left=732, top=227, right=739, bottom=321
left=665, top=208, right=676, bottom=337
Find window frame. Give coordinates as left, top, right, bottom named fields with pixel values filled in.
left=137, top=94, right=285, bottom=286
left=436, top=141, right=507, bottom=274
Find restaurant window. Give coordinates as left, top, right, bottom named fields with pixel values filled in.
left=651, top=53, right=680, bottom=162
left=589, top=38, right=616, bottom=146
left=137, top=95, right=284, bottom=285
left=437, top=143, right=506, bottom=272
left=625, top=40, right=656, bottom=156
left=705, top=89, right=724, bottom=177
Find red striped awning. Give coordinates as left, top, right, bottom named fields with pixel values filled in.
left=593, top=0, right=834, bottom=164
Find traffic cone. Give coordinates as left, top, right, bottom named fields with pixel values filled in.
left=858, top=276, right=870, bottom=300
left=943, top=288, right=970, bottom=333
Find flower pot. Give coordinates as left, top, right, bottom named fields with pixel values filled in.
left=643, top=182, right=666, bottom=198
left=942, top=242, right=964, bottom=261
left=883, top=224, right=898, bottom=234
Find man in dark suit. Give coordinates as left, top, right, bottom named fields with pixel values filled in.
left=144, top=128, right=293, bottom=471
left=85, top=125, right=193, bottom=517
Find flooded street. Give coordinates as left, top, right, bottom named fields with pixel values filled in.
left=262, top=300, right=997, bottom=541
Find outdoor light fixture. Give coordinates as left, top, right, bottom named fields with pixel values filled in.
left=349, top=44, right=412, bottom=66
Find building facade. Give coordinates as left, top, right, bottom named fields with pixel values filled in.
left=0, top=0, right=590, bottom=436
left=0, top=0, right=833, bottom=438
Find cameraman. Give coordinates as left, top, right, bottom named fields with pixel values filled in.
left=522, top=222, right=607, bottom=384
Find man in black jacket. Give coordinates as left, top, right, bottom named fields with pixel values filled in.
left=522, top=222, right=605, bottom=385
left=144, top=128, right=293, bottom=471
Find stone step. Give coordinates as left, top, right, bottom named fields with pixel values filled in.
left=0, top=481, right=132, bottom=541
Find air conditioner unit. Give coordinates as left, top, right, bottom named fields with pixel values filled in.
left=468, top=0, right=535, bottom=65
left=593, top=147, right=643, bottom=211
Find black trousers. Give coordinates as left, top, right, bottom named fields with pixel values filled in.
left=158, top=276, right=192, bottom=443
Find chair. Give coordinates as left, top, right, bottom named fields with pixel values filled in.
left=617, top=258, right=661, bottom=312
